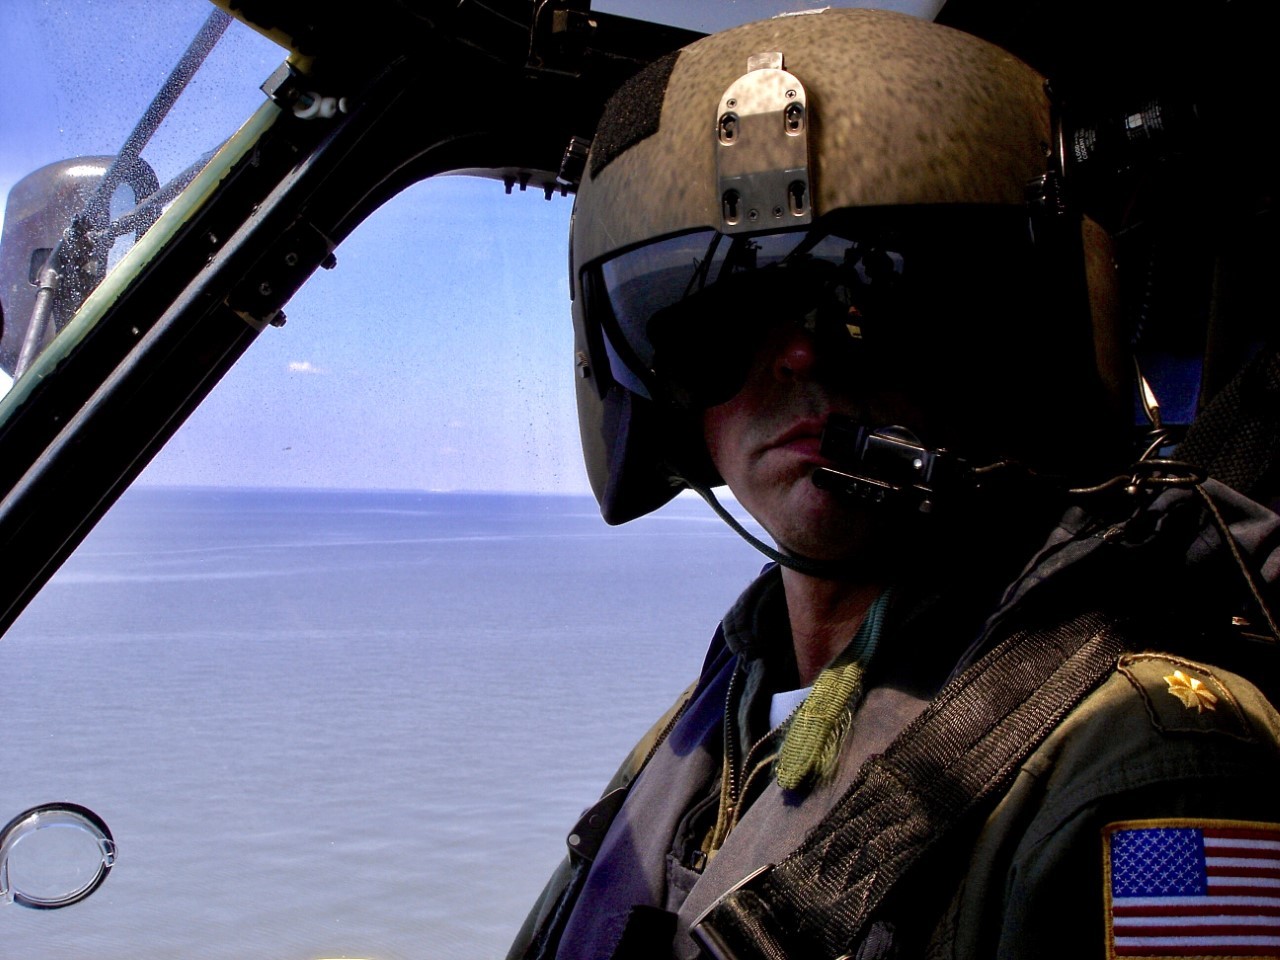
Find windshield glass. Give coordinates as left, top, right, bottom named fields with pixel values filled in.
left=0, top=3, right=283, bottom=394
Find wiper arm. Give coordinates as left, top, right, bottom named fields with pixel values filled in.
left=81, top=8, right=232, bottom=228
left=13, top=10, right=233, bottom=379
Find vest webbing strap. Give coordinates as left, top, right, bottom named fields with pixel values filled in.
left=1176, top=345, right=1280, bottom=503
left=691, top=610, right=1126, bottom=960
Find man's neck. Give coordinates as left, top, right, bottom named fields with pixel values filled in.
left=781, top=567, right=888, bottom=686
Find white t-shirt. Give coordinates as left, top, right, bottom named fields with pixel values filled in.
left=769, top=686, right=813, bottom=730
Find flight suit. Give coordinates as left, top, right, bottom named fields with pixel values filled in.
left=930, top=651, right=1280, bottom=960
left=509, top=481, right=1280, bottom=959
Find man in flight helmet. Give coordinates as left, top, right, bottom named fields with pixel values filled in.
left=510, top=9, right=1280, bottom=960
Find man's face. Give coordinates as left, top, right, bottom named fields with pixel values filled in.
left=701, top=319, right=926, bottom=566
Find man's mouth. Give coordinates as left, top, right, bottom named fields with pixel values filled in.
left=769, top=419, right=831, bottom=460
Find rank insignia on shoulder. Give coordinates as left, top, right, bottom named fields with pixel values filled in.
left=1117, top=654, right=1255, bottom=741
left=1165, top=669, right=1219, bottom=713
left=1103, top=819, right=1280, bottom=959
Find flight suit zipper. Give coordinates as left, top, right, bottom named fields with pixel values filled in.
left=704, top=663, right=788, bottom=856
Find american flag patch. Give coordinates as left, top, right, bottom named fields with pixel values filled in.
left=1105, top=819, right=1280, bottom=958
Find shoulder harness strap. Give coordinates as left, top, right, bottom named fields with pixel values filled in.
left=690, top=609, right=1128, bottom=960
left=1177, top=344, right=1280, bottom=504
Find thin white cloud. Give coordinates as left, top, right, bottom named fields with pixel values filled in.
left=288, top=361, right=326, bottom=375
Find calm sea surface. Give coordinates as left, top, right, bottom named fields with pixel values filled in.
left=1, top=486, right=766, bottom=960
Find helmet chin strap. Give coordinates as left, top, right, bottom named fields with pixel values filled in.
left=683, top=477, right=871, bottom=580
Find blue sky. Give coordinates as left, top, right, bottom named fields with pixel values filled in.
left=1, top=0, right=940, bottom=495
left=150, top=177, right=586, bottom=492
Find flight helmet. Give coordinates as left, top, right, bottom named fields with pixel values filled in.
left=570, top=8, right=1130, bottom=524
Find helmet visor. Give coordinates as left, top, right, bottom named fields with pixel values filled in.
left=584, top=206, right=1070, bottom=413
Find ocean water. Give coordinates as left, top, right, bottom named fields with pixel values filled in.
left=0, top=486, right=766, bottom=960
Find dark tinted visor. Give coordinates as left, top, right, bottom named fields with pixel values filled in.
left=585, top=207, right=1063, bottom=411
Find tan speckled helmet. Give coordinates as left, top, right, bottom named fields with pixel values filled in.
left=572, top=8, right=1129, bottom=524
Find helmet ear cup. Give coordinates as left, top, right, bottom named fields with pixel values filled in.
left=580, top=381, right=717, bottom=525
left=573, top=277, right=675, bottom=523
left=599, top=387, right=679, bottom=525
left=573, top=288, right=709, bottom=523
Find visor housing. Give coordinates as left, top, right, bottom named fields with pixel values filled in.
left=585, top=207, right=1074, bottom=445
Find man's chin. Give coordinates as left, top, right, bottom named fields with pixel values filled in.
left=776, top=488, right=925, bottom=570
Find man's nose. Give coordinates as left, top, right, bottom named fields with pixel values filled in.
left=771, top=325, right=819, bottom=382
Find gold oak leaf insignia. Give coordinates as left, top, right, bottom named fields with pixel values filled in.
left=1163, top=670, right=1219, bottom=713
